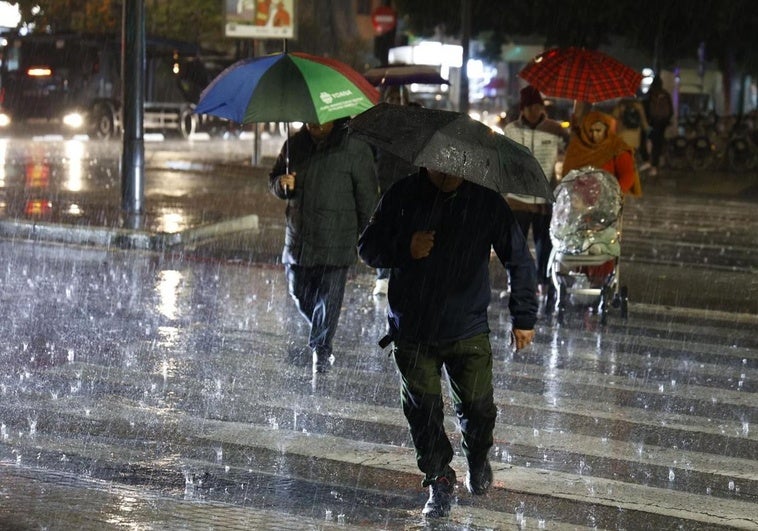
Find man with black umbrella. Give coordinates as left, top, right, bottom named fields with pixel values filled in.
left=357, top=166, right=537, bottom=518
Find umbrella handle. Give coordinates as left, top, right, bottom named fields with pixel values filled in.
left=285, top=122, right=290, bottom=174
left=282, top=39, right=290, bottom=185
left=283, top=122, right=291, bottom=195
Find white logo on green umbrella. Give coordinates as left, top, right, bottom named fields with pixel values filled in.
left=319, top=89, right=355, bottom=106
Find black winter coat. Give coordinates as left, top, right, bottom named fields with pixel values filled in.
left=358, top=170, right=538, bottom=344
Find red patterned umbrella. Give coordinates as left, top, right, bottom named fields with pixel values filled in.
left=519, top=47, right=642, bottom=103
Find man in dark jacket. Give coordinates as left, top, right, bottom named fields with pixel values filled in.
left=270, top=119, right=378, bottom=373
left=357, top=168, right=537, bottom=518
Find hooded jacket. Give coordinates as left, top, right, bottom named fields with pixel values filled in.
left=358, top=170, right=538, bottom=344
left=563, top=111, right=637, bottom=194
left=269, top=120, right=378, bottom=267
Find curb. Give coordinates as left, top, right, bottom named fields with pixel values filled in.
left=0, top=214, right=259, bottom=252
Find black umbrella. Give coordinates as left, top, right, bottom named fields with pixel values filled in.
left=349, top=103, right=552, bottom=200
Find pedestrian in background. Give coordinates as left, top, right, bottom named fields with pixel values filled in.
left=612, top=97, right=650, bottom=171
left=358, top=166, right=537, bottom=518
left=372, top=86, right=418, bottom=297
left=503, top=85, right=569, bottom=314
left=644, top=76, right=674, bottom=176
left=270, top=118, right=378, bottom=373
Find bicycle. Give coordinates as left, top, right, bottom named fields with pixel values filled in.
left=725, top=117, right=757, bottom=172
left=664, top=134, right=690, bottom=169
left=664, top=112, right=718, bottom=171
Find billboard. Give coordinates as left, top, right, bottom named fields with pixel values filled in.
left=225, top=0, right=295, bottom=39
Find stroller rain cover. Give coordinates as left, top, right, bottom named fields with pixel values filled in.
left=550, top=168, right=622, bottom=256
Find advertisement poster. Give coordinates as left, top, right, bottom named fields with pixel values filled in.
left=225, top=0, right=295, bottom=39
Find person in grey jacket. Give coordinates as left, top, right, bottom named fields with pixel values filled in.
left=504, top=86, right=569, bottom=314
left=270, top=118, right=378, bottom=372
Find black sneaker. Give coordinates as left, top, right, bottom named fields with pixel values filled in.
left=465, top=460, right=493, bottom=495
left=422, top=468, right=456, bottom=518
left=312, top=349, right=334, bottom=373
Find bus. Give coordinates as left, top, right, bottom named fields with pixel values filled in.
left=0, top=32, right=220, bottom=138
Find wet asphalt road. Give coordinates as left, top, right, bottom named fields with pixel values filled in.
left=0, top=135, right=756, bottom=530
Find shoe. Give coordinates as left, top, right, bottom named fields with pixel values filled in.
left=465, top=460, right=492, bottom=495
left=373, top=278, right=389, bottom=296
left=312, top=349, right=334, bottom=373
left=422, top=468, right=456, bottom=518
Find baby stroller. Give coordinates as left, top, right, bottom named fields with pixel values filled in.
left=547, top=168, right=629, bottom=324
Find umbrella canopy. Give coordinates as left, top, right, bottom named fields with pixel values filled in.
left=519, top=47, right=642, bottom=103
left=363, top=64, right=449, bottom=86
left=349, top=103, right=552, bottom=200
left=195, top=52, right=380, bottom=125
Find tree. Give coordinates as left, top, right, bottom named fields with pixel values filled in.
left=146, top=0, right=223, bottom=47
left=283, top=0, right=370, bottom=70
left=393, top=0, right=626, bottom=59
left=7, top=1, right=223, bottom=48
left=7, top=0, right=373, bottom=69
left=10, top=0, right=119, bottom=33
left=393, top=0, right=757, bottom=114
left=625, top=0, right=758, bottom=112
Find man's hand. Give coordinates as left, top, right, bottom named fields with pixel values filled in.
left=279, top=172, right=296, bottom=193
left=512, top=328, right=535, bottom=350
left=410, top=230, right=435, bottom=259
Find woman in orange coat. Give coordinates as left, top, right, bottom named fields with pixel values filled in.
left=563, top=110, right=638, bottom=194
left=562, top=110, right=640, bottom=287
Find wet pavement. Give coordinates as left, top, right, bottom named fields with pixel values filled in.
left=0, top=133, right=756, bottom=530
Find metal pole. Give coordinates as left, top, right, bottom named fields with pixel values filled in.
left=458, top=0, right=471, bottom=114
left=251, top=39, right=264, bottom=166
left=121, top=0, right=145, bottom=220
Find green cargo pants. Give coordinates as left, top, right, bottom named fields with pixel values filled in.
left=392, top=333, right=497, bottom=484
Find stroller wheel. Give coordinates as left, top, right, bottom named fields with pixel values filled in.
left=600, top=286, right=612, bottom=325
left=557, top=283, right=567, bottom=311
left=619, top=285, right=629, bottom=319
left=555, top=283, right=567, bottom=325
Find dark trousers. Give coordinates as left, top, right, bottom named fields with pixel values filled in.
left=638, top=128, right=650, bottom=162
left=513, top=208, right=552, bottom=285
left=649, top=124, right=667, bottom=168
left=393, top=333, right=496, bottom=482
left=285, top=264, right=348, bottom=355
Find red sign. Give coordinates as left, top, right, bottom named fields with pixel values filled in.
left=371, top=6, right=397, bottom=35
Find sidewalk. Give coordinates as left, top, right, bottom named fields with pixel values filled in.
left=0, top=135, right=281, bottom=251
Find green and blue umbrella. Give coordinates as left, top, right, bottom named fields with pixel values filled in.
left=195, top=52, right=380, bottom=125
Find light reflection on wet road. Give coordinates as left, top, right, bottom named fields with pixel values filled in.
left=0, top=238, right=755, bottom=529
left=0, top=136, right=755, bottom=529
